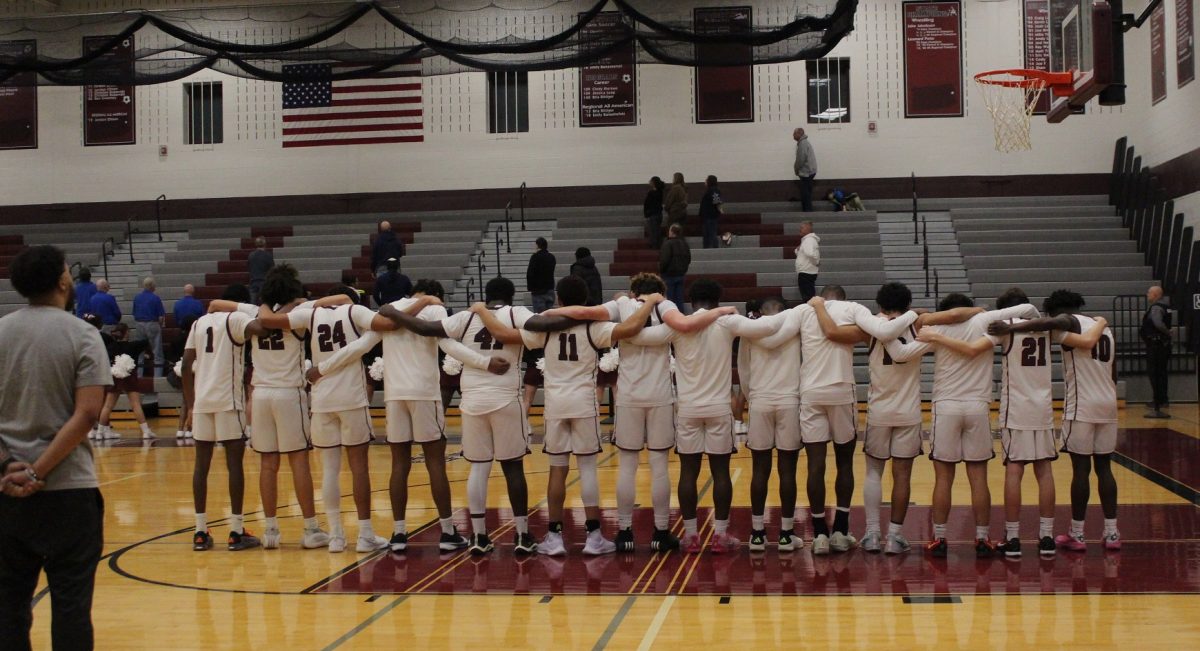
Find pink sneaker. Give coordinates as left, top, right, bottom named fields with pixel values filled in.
left=710, top=533, right=741, bottom=554
left=1055, top=533, right=1087, bottom=552
left=1103, top=532, right=1122, bottom=551
left=681, top=533, right=703, bottom=554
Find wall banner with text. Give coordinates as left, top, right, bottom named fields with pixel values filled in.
left=83, top=35, right=136, bottom=146
left=903, top=1, right=964, bottom=118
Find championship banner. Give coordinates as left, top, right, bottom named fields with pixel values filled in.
left=579, top=11, right=636, bottom=127
left=0, top=40, right=38, bottom=150
left=1151, top=3, right=1167, bottom=105
left=1178, top=0, right=1195, bottom=88
left=83, top=35, right=136, bottom=146
left=1023, top=0, right=1052, bottom=114
left=903, top=1, right=964, bottom=118
left=694, top=6, right=753, bottom=123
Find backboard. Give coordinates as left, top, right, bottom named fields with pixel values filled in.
left=1046, top=0, right=1114, bottom=122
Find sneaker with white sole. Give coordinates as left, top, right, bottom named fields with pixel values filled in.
left=860, top=531, right=882, bottom=553
left=749, top=529, right=767, bottom=552
left=538, top=531, right=566, bottom=556
left=582, top=530, right=616, bottom=556
left=357, top=535, right=389, bottom=553
left=388, top=532, right=408, bottom=553
left=328, top=535, right=347, bottom=553
left=778, top=529, right=800, bottom=552
left=302, top=529, right=331, bottom=549
left=812, top=534, right=831, bottom=555
left=830, top=531, right=857, bottom=553
left=184, top=430, right=193, bottom=439
left=175, top=430, right=186, bottom=439
left=439, top=530, right=469, bottom=552
left=514, top=532, right=538, bottom=555
left=710, top=533, right=740, bottom=554
left=262, top=528, right=281, bottom=550
left=885, top=533, right=912, bottom=555
left=1103, top=532, right=1122, bottom=551
left=681, top=532, right=703, bottom=554
left=469, top=533, right=494, bottom=556
left=141, top=429, right=155, bottom=440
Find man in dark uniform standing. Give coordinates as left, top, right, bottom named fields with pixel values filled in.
left=1141, top=285, right=1173, bottom=419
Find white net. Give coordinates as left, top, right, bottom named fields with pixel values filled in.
left=975, top=73, right=1048, bottom=153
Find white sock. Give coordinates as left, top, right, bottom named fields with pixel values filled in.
left=577, top=454, right=599, bottom=508
left=887, top=521, right=903, bottom=537
left=1039, top=517, right=1054, bottom=539
left=230, top=514, right=244, bottom=535
left=1103, top=518, right=1118, bottom=536
left=265, top=516, right=279, bottom=532
left=359, top=519, right=375, bottom=540
left=714, top=519, right=728, bottom=535
left=975, top=525, right=989, bottom=541
left=782, top=516, right=794, bottom=532
left=1071, top=519, right=1085, bottom=538
left=1005, top=521, right=1020, bottom=540
left=321, top=447, right=344, bottom=536
left=140, top=422, right=152, bottom=434
left=467, top=462, right=490, bottom=536
left=304, top=517, right=320, bottom=532
left=195, top=513, right=207, bottom=533
left=684, top=518, right=698, bottom=535
left=439, top=518, right=455, bottom=536
left=864, top=457, right=885, bottom=535
left=649, top=450, right=671, bottom=530
left=751, top=515, right=765, bottom=530
left=514, top=516, right=529, bottom=535
left=617, top=449, right=639, bottom=530
left=933, top=523, right=947, bottom=540
left=393, top=520, right=406, bottom=535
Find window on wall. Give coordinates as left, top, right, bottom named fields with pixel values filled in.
left=184, top=81, right=223, bottom=145
left=487, top=71, right=529, bottom=134
left=806, top=58, right=851, bottom=124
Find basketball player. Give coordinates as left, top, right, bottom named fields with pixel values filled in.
left=988, top=289, right=1119, bottom=551
left=182, top=283, right=271, bottom=552
left=904, top=293, right=1039, bottom=557
left=471, top=275, right=661, bottom=556
left=537, top=272, right=736, bottom=552
left=307, top=280, right=497, bottom=554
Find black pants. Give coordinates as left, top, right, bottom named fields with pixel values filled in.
left=797, top=273, right=818, bottom=302
left=646, top=213, right=663, bottom=250
left=702, top=219, right=719, bottom=249
left=0, top=489, right=104, bottom=651
left=1146, top=342, right=1171, bottom=408
left=798, top=174, right=816, bottom=212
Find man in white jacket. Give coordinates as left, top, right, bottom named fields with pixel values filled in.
left=794, top=222, right=820, bottom=302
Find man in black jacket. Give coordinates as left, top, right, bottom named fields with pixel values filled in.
left=570, top=247, right=604, bottom=306
left=1141, top=285, right=1173, bottom=418
left=526, top=237, right=557, bottom=313
left=371, top=221, right=405, bottom=277
left=659, top=224, right=690, bottom=311
left=374, top=258, right=413, bottom=306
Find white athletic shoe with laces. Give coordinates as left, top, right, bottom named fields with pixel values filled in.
left=263, top=528, right=282, bottom=550
left=830, top=531, right=857, bottom=552
left=302, top=529, right=331, bottom=549
left=885, top=533, right=912, bottom=555
left=356, top=535, right=389, bottom=553
left=582, top=530, right=616, bottom=556
left=860, top=531, right=882, bottom=553
left=538, top=531, right=567, bottom=556
left=328, top=535, right=346, bottom=553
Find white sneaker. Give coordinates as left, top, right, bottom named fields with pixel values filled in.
left=582, top=530, right=616, bottom=556
left=87, top=428, right=98, bottom=441
left=106, top=427, right=120, bottom=440
left=263, top=528, right=281, bottom=550
left=184, top=430, right=193, bottom=439
left=302, top=528, right=331, bottom=549
left=830, top=531, right=857, bottom=553
left=328, top=535, right=346, bottom=553
left=175, top=430, right=185, bottom=439
left=812, top=534, right=831, bottom=555
left=141, top=429, right=155, bottom=440
left=860, top=531, right=882, bottom=553
left=733, top=420, right=747, bottom=434
left=885, top=533, right=912, bottom=555
left=537, top=531, right=567, bottom=556
left=356, top=535, right=389, bottom=553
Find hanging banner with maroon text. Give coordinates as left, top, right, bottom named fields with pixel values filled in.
left=694, top=6, right=754, bottom=123
left=1178, top=0, right=1195, bottom=88
left=83, top=35, right=136, bottom=146
left=579, top=12, right=636, bottom=127
left=903, top=1, right=963, bottom=118
left=0, top=40, right=37, bottom=150
left=1023, top=0, right=1052, bottom=114
left=1151, top=3, right=1167, bottom=104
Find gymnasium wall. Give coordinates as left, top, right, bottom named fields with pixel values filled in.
left=0, top=1, right=1157, bottom=208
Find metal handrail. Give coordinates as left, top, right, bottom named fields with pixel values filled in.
left=465, top=276, right=475, bottom=305
left=494, top=227, right=504, bottom=277
left=101, top=237, right=115, bottom=278
left=504, top=202, right=512, bottom=253
left=519, top=182, right=527, bottom=231
left=476, top=250, right=485, bottom=291
left=125, top=219, right=135, bottom=263
left=155, top=194, right=166, bottom=242
left=911, top=172, right=918, bottom=245
left=933, top=268, right=940, bottom=304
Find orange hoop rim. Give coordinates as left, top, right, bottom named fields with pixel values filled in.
left=974, top=68, right=1075, bottom=90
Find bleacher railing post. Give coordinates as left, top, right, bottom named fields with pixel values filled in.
left=126, top=219, right=134, bottom=263
left=911, top=172, right=918, bottom=245
left=505, top=202, right=512, bottom=253
left=495, top=227, right=504, bottom=277
left=155, top=194, right=166, bottom=242
left=934, top=268, right=940, bottom=304
left=520, top=182, right=527, bottom=231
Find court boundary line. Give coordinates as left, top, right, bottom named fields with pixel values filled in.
left=1113, top=451, right=1200, bottom=505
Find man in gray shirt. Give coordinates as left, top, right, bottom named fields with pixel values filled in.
left=0, top=245, right=111, bottom=651
left=246, top=236, right=274, bottom=305
left=793, top=128, right=818, bottom=212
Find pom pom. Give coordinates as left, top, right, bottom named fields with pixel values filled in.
left=368, top=357, right=385, bottom=382
left=442, top=355, right=463, bottom=376
left=599, top=348, right=620, bottom=372
left=111, top=354, right=136, bottom=379
left=535, top=357, right=546, bottom=373
left=172, top=360, right=183, bottom=377
left=669, top=355, right=677, bottom=376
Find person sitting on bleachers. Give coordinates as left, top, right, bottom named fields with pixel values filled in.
left=826, top=188, right=865, bottom=212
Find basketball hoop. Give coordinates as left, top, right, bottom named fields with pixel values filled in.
left=974, top=69, right=1074, bottom=152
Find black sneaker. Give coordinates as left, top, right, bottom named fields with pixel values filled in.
left=193, top=530, right=213, bottom=552
left=650, top=527, right=680, bottom=552
left=1038, top=536, right=1056, bottom=557
left=749, top=529, right=768, bottom=552
left=1002, top=537, right=1021, bottom=558
left=439, top=530, right=469, bottom=552
left=228, top=530, right=261, bottom=551
left=615, top=527, right=636, bottom=553
left=975, top=538, right=998, bottom=559
left=926, top=537, right=948, bottom=558
left=514, top=532, right=538, bottom=555
left=389, top=531, right=408, bottom=553
left=778, top=529, right=798, bottom=552
left=469, top=533, right=494, bottom=556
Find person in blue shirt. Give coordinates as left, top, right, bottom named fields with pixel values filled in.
left=74, top=267, right=97, bottom=318
left=132, top=277, right=166, bottom=376
left=172, top=284, right=205, bottom=332
left=87, top=279, right=121, bottom=331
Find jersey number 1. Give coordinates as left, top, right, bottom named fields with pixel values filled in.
left=1020, top=337, right=1047, bottom=367
left=557, top=333, right=579, bottom=361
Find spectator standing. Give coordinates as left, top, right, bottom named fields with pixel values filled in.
left=74, top=267, right=97, bottom=318
left=793, top=128, right=818, bottom=212
left=246, top=236, right=274, bottom=305
left=340, top=273, right=367, bottom=306
left=659, top=223, right=691, bottom=310
left=173, top=284, right=205, bottom=333
left=664, top=172, right=688, bottom=226
left=0, top=245, right=110, bottom=651
left=132, top=276, right=166, bottom=376
left=644, top=176, right=666, bottom=250
left=373, top=257, right=413, bottom=305
left=700, top=175, right=724, bottom=249
left=371, top=220, right=405, bottom=277
left=570, top=247, right=604, bottom=306
left=1141, top=285, right=1173, bottom=419
left=794, top=221, right=820, bottom=302
left=88, top=278, right=121, bottom=333
left=526, top=237, right=557, bottom=313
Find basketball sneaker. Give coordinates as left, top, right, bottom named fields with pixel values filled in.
left=710, top=533, right=740, bottom=554
left=860, top=531, right=882, bottom=553
left=262, top=528, right=282, bottom=550
left=328, top=534, right=346, bottom=553
left=356, top=535, right=389, bottom=553
left=228, top=530, right=261, bottom=552
left=1103, top=532, right=1122, bottom=551
left=925, top=537, right=948, bottom=558
left=302, top=528, right=331, bottom=549
left=778, top=529, right=800, bottom=552
left=469, top=533, right=494, bottom=556
left=1055, top=532, right=1087, bottom=552
left=681, top=532, right=703, bottom=554
left=514, top=532, right=538, bottom=555
left=615, top=527, right=636, bottom=553
left=830, top=531, right=857, bottom=553
left=1038, top=536, right=1056, bottom=556
left=975, top=538, right=998, bottom=558
left=388, top=532, right=408, bottom=553
left=811, top=534, right=831, bottom=555
left=439, top=530, right=470, bottom=552
left=650, top=528, right=680, bottom=552
left=1001, top=537, right=1021, bottom=558
left=538, top=531, right=566, bottom=557
left=885, top=533, right=911, bottom=555
left=192, top=530, right=213, bottom=552
left=583, top=529, right=616, bottom=556
left=749, top=529, right=768, bottom=552
left=175, top=430, right=186, bottom=439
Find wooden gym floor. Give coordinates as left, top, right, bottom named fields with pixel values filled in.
left=29, top=406, right=1200, bottom=650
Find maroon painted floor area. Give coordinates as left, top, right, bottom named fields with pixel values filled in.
left=317, top=505, right=1200, bottom=596
left=1117, top=427, right=1200, bottom=491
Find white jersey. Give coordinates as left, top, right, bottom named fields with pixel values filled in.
left=522, top=321, right=615, bottom=420
left=241, top=303, right=308, bottom=389
left=661, top=311, right=779, bottom=418
left=1056, top=314, right=1118, bottom=423
left=737, top=312, right=802, bottom=408
left=998, top=318, right=1054, bottom=430
left=444, top=305, right=534, bottom=415
left=185, top=311, right=253, bottom=414
left=376, top=298, right=448, bottom=402
left=924, top=304, right=1039, bottom=408
left=603, top=296, right=680, bottom=407
left=869, top=320, right=922, bottom=427
left=289, top=304, right=376, bottom=413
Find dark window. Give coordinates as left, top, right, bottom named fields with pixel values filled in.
left=806, top=58, right=851, bottom=124
left=487, top=71, right=529, bottom=134
left=184, top=81, right=223, bottom=145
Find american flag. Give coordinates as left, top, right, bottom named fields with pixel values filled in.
left=281, top=62, right=422, bottom=148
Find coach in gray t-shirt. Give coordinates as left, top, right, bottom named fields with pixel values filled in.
left=0, top=245, right=110, bottom=650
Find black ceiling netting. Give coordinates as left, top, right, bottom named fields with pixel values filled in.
left=0, top=0, right=857, bottom=86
